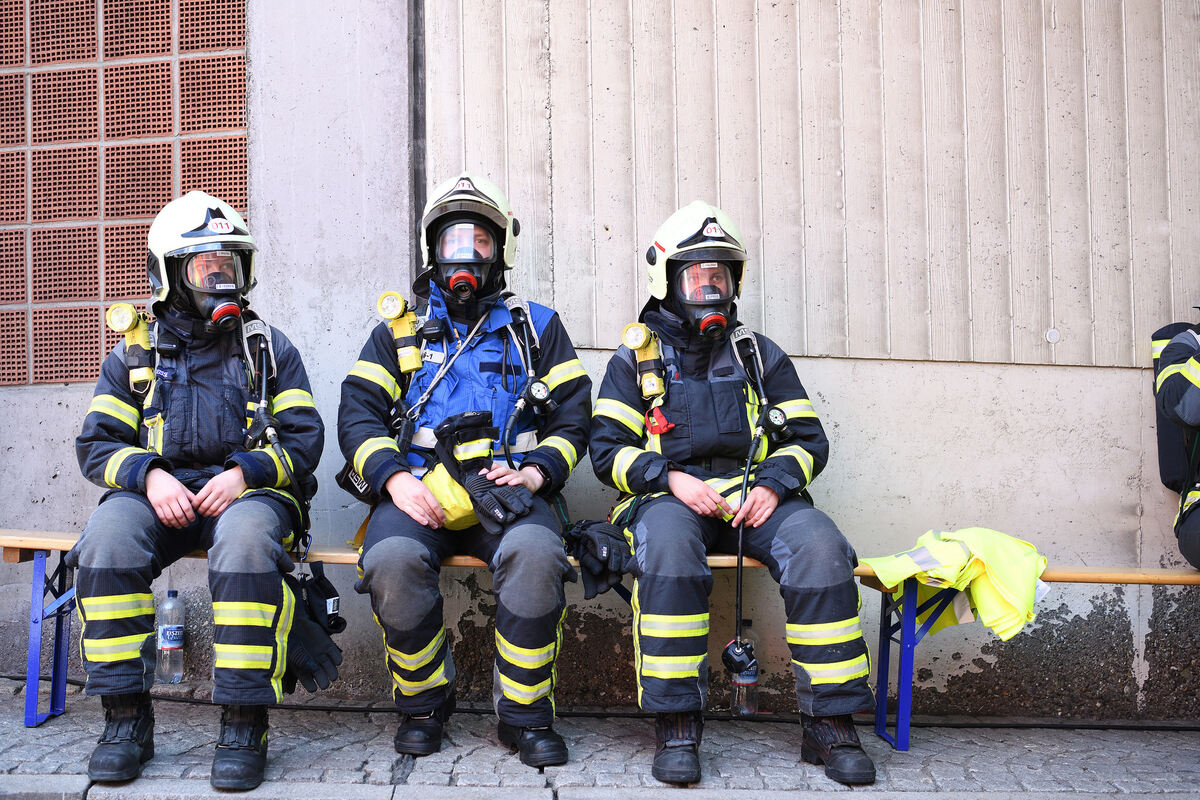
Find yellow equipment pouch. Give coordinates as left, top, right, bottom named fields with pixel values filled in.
left=422, top=463, right=479, bottom=530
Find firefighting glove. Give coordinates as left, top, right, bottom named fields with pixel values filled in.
left=434, top=411, right=533, bottom=535
left=281, top=574, right=343, bottom=694
left=566, top=520, right=633, bottom=600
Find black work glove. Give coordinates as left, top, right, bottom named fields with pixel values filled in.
left=569, top=521, right=633, bottom=600
left=460, top=471, right=534, bottom=536
left=281, top=574, right=344, bottom=694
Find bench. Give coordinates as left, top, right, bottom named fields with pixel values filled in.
left=7, top=528, right=1198, bottom=753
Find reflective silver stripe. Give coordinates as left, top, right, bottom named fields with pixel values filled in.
left=412, top=427, right=539, bottom=452
left=499, top=672, right=552, bottom=703
left=904, top=546, right=942, bottom=571
left=538, top=435, right=578, bottom=470
left=393, top=661, right=449, bottom=695
left=794, top=654, right=870, bottom=685
left=786, top=617, right=863, bottom=646
left=386, top=627, right=446, bottom=670
left=639, top=613, right=709, bottom=638
left=495, top=631, right=555, bottom=670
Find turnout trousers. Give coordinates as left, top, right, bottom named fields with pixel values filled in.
left=66, top=491, right=297, bottom=705
left=627, top=494, right=875, bottom=716
left=356, top=497, right=573, bottom=727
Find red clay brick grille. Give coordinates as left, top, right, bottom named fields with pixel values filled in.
left=180, top=0, right=244, bottom=52
left=0, top=309, right=27, bottom=384
left=32, top=226, right=99, bottom=302
left=103, top=223, right=149, bottom=299
left=0, top=73, right=25, bottom=146
left=32, top=305, right=101, bottom=382
left=0, top=149, right=25, bottom=223
left=180, top=54, right=244, bottom=133
left=32, top=68, right=98, bottom=143
left=182, top=135, right=245, bottom=210
left=104, top=142, right=172, bottom=218
left=104, top=62, right=172, bottom=139
left=103, top=0, right=170, bottom=59
left=32, top=145, right=98, bottom=221
left=0, top=229, right=25, bottom=302
left=31, top=0, right=97, bottom=65
left=0, top=0, right=25, bottom=68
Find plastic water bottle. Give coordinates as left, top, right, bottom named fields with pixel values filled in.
left=155, top=590, right=185, bottom=684
left=731, top=619, right=759, bottom=717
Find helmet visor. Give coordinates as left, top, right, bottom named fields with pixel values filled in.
left=675, top=261, right=735, bottom=303
left=437, top=222, right=497, bottom=264
left=182, top=250, right=248, bottom=293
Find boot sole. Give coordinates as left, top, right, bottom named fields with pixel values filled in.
left=210, top=775, right=265, bottom=791
left=87, top=741, right=154, bottom=782
left=394, top=737, right=443, bottom=757
left=651, top=765, right=701, bottom=785
left=801, top=744, right=876, bottom=785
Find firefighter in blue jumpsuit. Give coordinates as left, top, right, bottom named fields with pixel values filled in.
left=589, top=202, right=877, bottom=786
left=337, top=173, right=591, bottom=767
left=70, top=191, right=325, bottom=791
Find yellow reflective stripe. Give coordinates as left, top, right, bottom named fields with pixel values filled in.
left=495, top=631, right=555, bottom=670
left=1156, top=363, right=1182, bottom=391
left=88, top=394, right=140, bottom=431
left=1180, top=359, right=1200, bottom=389
left=1152, top=338, right=1170, bottom=359
left=83, top=631, right=152, bottom=662
left=543, top=358, right=586, bottom=391
left=348, top=359, right=401, bottom=401
left=392, top=661, right=449, bottom=695
left=538, top=436, right=578, bottom=470
left=213, top=601, right=276, bottom=628
left=611, top=446, right=643, bottom=493
left=80, top=593, right=154, bottom=621
left=793, top=654, right=871, bottom=685
left=772, top=444, right=814, bottom=484
left=453, top=438, right=492, bottom=462
left=594, top=397, right=645, bottom=435
left=642, top=653, right=705, bottom=679
left=639, top=612, right=709, bottom=638
left=214, top=643, right=274, bottom=670
left=271, top=389, right=317, bottom=414
left=354, top=437, right=400, bottom=477
left=786, top=617, right=863, bottom=646
left=103, top=446, right=147, bottom=488
left=271, top=577, right=295, bottom=702
left=499, top=671, right=552, bottom=704
left=386, top=627, right=446, bottom=670
left=248, top=445, right=289, bottom=488
left=778, top=398, right=817, bottom=419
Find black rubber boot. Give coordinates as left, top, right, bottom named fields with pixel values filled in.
left=651, top=711, right=703, bottom=784
left=497, top=721, right=568, bottom=767
left=394, top=693, right=455, bottom=756
left=87, top=692, right=155, bottom=782
left=210, top=705, right=269, bottom=791
left=801, top=713, right=876, bottom=786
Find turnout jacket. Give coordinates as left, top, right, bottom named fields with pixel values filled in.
left=76, top=307, right=325, bottom=529
left=590, top=308, right=827, bottom=513
left=338, top=284, right=592, bottom=501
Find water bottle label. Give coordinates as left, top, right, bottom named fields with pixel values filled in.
left=733, top=668, right=758, bottom=686
left=158, top=624, right=184, bottom=650
left=326, top=596, right=339, bottom=616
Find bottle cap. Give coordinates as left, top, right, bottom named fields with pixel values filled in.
left=167, top=589, right=178, bottom=597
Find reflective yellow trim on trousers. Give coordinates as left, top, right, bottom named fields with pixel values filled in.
left=778, top=398, right=817, bottom=419
left=392, top=661, right=449, bottom=695
left=538, top=436, right=578, bottom=470
left=453, top=438, right=492, bottom=462
left=612, top=446, right=643, bottom=493
left=88, top=394, right=140, bottom=432
left=499, top=671, right=552, bottom=704
left=771, top=444, right=814, bottom=484
left=594, top=397, right=645, bottom=435
left=354, top=437, right=400, bottom=477
left=642, top=653, right=705, bottom=679
left=348, top=359, right=402, bottom=401
left=386, top=627, right=446, bottom=670
left=793, top=654, right=870, bottom=685
left=80, top=593, right=154, bottom=621
left=495, top=631, right=555, bottom=670
left=213, top=601, right=276, bottom=628
left=104, top=446, right=147, bottom=487
left=271, top=577, right=295, bottom=702
left=214, top=643, right=274, bottom=670
left=639, top=612, right=709, bottom=639
left=543, top=358, right=586, bottom=391
left=786, top=617, right=863, bottom=646
left=271, top=389, right=317, bottom=414
left=83, top=631, right=152, bottom=663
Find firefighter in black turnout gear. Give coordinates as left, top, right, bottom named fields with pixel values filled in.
left=337, top=172, right=591, bottom=767
left=1154, top=322, right=1200, bottom=569
left=71, top=192, right=327, bottom=791
left=589, top=202, right=876, bottom=786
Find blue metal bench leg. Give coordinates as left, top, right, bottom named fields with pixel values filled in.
left=874, top=586, right=893, bottom=743
left=895, top=577, right=918, bottom=751
left=874, top=578, right=919, bottom=750
left=25, top=550, right=75, bottom=727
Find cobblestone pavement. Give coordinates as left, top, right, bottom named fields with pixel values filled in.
left=2, top=680, right=1200, bottom=798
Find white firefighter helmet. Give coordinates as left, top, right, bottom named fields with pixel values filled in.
left=147, top=191, right=255, bottom=305
left=644, top=201, right=748, bottom=300
left=420, top=171, right=519, bottom=275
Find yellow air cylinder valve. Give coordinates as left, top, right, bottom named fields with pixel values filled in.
left=378, top=291, right=423, bottom=374
left=106, top=303, right=154, bottom=395
left=622, top=322, right=665, bottom=400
